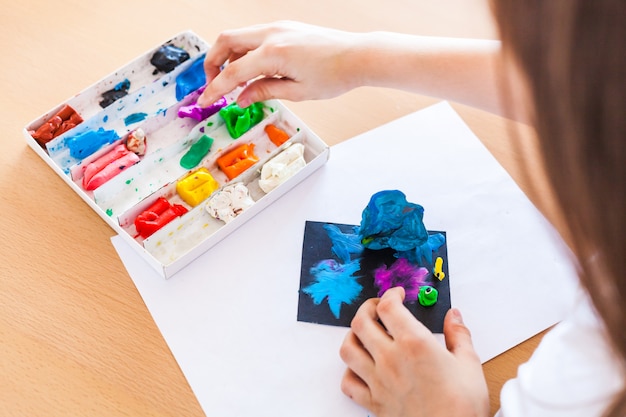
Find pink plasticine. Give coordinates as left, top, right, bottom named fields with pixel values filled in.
left=83, top=144, right=140, bottom=190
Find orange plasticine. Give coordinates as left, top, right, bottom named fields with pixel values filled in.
left=217, top=143, right=259, bottom=180
left=264, top=124, right=290, bottom=146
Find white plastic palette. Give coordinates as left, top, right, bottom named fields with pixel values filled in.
left=23, top=30, right=330, bottom=278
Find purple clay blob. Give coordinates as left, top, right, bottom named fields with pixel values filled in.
left=373, top=257, right=429, bottom=302
left=177, top=96, right=227, bottom=122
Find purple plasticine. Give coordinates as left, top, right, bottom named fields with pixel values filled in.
left=373, top=257, right=429, bottom=302
left=178, top=96, right=227, bottom=122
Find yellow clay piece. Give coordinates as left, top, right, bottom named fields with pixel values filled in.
left=176, top=168, right=220, bottom=207
left=434, top=256, right=446, bottom=281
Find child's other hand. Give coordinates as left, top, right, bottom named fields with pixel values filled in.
left=340, top=286, right=489, bottom=417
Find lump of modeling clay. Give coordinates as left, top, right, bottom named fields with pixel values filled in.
left=373, top=257, right=429, bottom=302
left=180, top=135, right=214, bottom=169
left=205, top=183, right=255, bottom=223
left=217, top=143, right=259, bottom=180
left=417, top=286, right=439, bottom=307
left=175, top=56, right=206, bottom=100
left=258, top=143, right=306, bottom=193
left=219, top=102, right=265, bottom=139
left=99, top=79, right=131, bottom=108
left=265, top=124, right=290, bottom=146
left=66, top=128, right=119, bottom=160
left=178, top=96, right=227, bottom=122
left=150, top=45, right=190, bottom=74
left=433, top=256, right=446, bottom=281
left=126, top=128, right=146, bottom=156
left=134, top=197, right=188, bottom=239
left=30, top=104, right=83, bottom=147
left=82, top=144, right=140, bottom=191
left=176, top=168, right=220, bottom=207
left=358, top=190, right=445, bottom=266
left=359, top=190, right=428, bottom=251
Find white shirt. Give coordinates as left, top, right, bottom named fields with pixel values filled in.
left=496, top=293, right=625, bottom=416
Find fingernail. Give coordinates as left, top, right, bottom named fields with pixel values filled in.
left=237, top=97, right=251, bottom=108
left=450, top=308, right=464, bottom=324
left=197, top=96, right=209, bottom=107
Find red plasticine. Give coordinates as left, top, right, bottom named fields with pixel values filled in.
left=134, top=197, right=188, bottom=239
left=30, top=104, right=83, bottom=147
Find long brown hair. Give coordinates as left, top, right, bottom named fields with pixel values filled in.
left=491, top=1, right=626, bottom=415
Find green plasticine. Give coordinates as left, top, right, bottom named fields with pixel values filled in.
left=418, top=286, right=439, bottom=307
left=180, top=135, right=214, bottom=169
left=219, top=102, right=264, bottom=139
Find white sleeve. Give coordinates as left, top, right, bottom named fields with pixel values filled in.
left=495, top=294, right=624, bottom=417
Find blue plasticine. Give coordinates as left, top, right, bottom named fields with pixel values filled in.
left=175, top=55, right=206, bottom=101
left=303, top=259, right=363, bottom=319
left=124, top=112, right=148, bottom=126
left=65, top=128, right=119, bottom=160
left=323, top=223, right=363, bottom=264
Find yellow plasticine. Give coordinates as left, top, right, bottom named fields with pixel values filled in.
left=434, top=257, right=446, bottom=281
left=176, top=168, right=220, bottom=207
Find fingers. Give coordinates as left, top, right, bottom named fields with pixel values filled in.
left=237, top=77, right=304, bottom=107
left=340, top=368, right=372, bottom=409
left=376, top=287, right=430, bottom=341
left=199, top=22, right=303, bottom=107
left=200, top=49, right=265, bottom=104
left=443, top=308, right=481, bottom=365
left=198, top=21, right=357, bottom=107
left=203, top=23, right=275, bottom=80
left=199, top=42, right=298, bottom=107
left=348, top=297, right=392, bottom=360
left=339, top=331, right=375, bottom=384
left=199, top=25, right=274, bottom=107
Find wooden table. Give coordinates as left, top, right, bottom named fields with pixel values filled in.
left=0, top=1, right=553, bottom=415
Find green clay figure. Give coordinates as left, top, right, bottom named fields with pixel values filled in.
left=418, top=285, right=439, bottom=307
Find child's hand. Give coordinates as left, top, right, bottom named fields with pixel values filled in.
left=198, top=21, right=364, bottom=107
left=340, top=286, right=489, bottom=417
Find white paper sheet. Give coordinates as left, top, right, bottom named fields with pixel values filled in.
left=112, top=101, right=578, bottom=417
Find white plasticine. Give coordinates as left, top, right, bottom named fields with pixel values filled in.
left=205, top=183, right=256, bottom=223
left=258, top=143, right=306, bottom=193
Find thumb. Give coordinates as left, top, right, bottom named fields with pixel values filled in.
left=443, top=308, right=481, bottom=364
